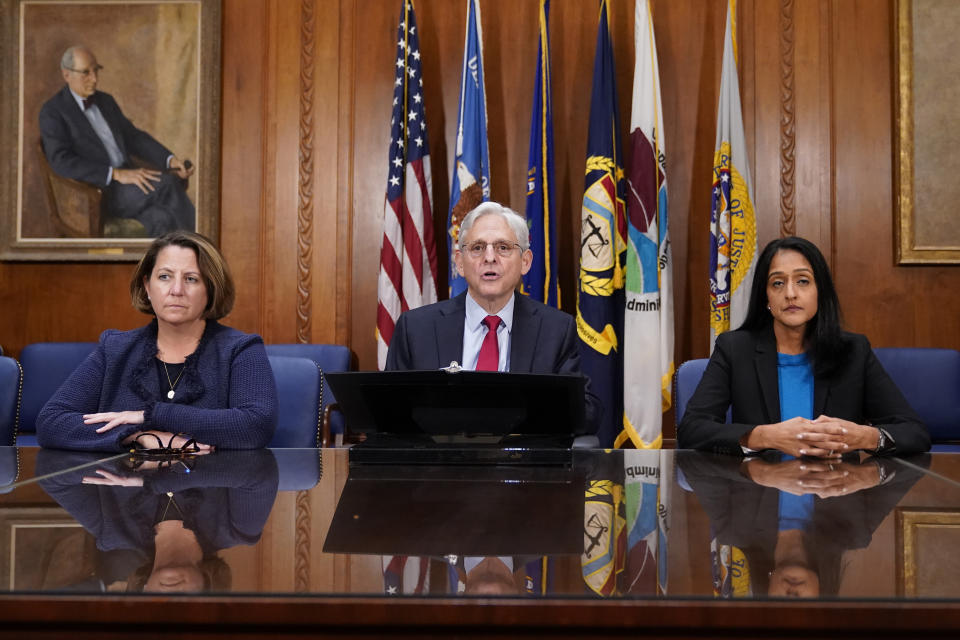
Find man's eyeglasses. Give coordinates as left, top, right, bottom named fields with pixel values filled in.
left=462, top=241, right=522, bottom=259
left=65, top=64, right=103, bottom=78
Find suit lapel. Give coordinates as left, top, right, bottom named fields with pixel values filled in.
left=753, top=330, right=781, bottom=422
left=436, top=294, right=466, bottom=368
left=509, top=292, right=540, bottom=372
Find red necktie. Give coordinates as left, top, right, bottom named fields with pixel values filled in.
left=476, top=315, right=501, bottom=371
left=82, top=97, right=93, bottom=110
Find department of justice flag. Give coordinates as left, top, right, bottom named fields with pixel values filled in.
left=577, top=0, right=627, bottom=448
left=521, top=0, right=559, bottom=307
left=447, top=0, right=491, bottom=297
left=709, top=0, right=757, bottom=347
left=376, top=0, right=438, bottom=370
left=618, top=0, right=674, bottom=449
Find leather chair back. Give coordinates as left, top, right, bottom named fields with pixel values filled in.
left=19, top=342, right=97, bottom=446
left=674, top=358, right=717, bottom=426
left=0, top=356, right=22, bottom=447
left=264, top=344, right=352, bottom=439
left=873, top=347, right=960, bottom=445
left=267, top=355, right=323, bottom=448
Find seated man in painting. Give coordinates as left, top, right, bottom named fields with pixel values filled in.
left=39, top=45, right=196, bottom=237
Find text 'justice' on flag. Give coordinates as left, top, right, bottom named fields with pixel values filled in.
left=709, top=0, right=757, bottom=350
left=376, top=0, right=438, bottom=371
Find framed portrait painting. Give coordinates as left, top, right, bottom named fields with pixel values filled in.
left=0, top=0, right=220, bottom=261
left=895, top=0, right=960, bottom=264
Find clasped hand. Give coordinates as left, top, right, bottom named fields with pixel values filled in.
left=746, top=415, right=880, bottom=459
left=744, top=457, right=881, bottom=499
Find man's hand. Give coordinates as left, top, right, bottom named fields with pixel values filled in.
left=169, top=156, right=195, bottom=180
left=113, top=167, right=161, bottom=194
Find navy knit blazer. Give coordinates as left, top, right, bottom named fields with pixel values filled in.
left=37, top=320, right=278, bottom=451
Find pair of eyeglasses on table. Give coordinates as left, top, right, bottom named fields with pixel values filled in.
left=125, top=432, right=202, bottom=471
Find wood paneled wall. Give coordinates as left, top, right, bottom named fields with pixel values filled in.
left=3, top=0, right=958, bottom=384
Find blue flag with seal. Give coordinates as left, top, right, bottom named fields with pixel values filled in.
left=577, top=0, right=627, bottom=448
left=521, top=0, right=559, bottom=307
left=447, top=0, right=491, bottom=297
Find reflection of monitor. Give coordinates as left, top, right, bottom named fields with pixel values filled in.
left=324, top=370, right=588, bottom=442
left=322, top=459, right=584, bottom=557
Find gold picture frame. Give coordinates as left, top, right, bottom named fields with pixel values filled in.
left=0, top=0, right=221, bottom=261
left=895, top=0, right=960, bottom=264
left=0, top=507, right=97, bottom=591
left=896, top=507, right=960, bottom=597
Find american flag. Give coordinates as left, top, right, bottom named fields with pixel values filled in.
left=376, top=0, right=438, bottom=370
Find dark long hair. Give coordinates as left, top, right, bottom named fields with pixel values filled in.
left=739, top=236, right=848, bottom=376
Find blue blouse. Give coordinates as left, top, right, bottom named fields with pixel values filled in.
left=777, top=351, right=815, bottom=530
left=777, top=352, right=814, bottom=421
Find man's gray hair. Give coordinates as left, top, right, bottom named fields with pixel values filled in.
left=60, top=45, right=87, bottom=71
left=457, top=202, right=530, bottom=252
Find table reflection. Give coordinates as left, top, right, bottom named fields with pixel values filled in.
left=676, top=451, right=929, bottom=598
left=35, top=448, right=279, bottom=593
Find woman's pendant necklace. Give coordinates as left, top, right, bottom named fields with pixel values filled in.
left=162, top=361, right=186, bottom=400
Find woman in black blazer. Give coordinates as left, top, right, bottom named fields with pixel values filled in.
left=678, top=237, right=929, bottom=457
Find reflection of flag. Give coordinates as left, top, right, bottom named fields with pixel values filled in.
left=447, top=0, right=491, bottom=297
left=711, top=537, right=751, bottom=598
left=577, top=0, right=627, bottom=448
left=582, top=477, right=626, bottom=596
left=383, top=555, right=430, bottom=595
left=622, top=449, right=672, bottom=595
left=376, top=0, right=438, bottom=370
left=521, top=0, right=559, bottom=307
left=619, top=0, right=674, bottom=449
left=523, top=556, right=554, bottom=595
left=709, top=0, right=757, bottom=348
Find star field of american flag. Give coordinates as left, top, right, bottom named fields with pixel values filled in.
left=386, top=4, right=428, bottom=202
left=377, top=0, right=439, bottom=370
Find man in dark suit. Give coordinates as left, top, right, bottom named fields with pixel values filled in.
left=385, top=202, right=600, bottom=430
left=39, top=45, right=195, bottom=236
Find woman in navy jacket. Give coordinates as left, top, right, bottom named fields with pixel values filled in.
left=37, top=231, right=277, bottom=451
left=678, top=236, right=929, bottom=457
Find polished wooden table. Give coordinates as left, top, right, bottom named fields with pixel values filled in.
left=0, top=446, right=958, bottom=638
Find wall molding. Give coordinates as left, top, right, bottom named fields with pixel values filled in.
left=779, top=0, right=797, bottom=236
left=297, top=0, right=315, bottom=344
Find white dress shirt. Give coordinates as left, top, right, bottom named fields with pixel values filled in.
left=461, top=292, right=515, bottom=372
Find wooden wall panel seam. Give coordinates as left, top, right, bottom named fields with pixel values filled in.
left=827, top=0, right=838, bottom=274
left=297, top=0, right=315, bottom=345
left=335, top=0, right=355, bottom=349
left=257, top=2, right=275, bottom=336
left=779, top=0, right=796, bottom=237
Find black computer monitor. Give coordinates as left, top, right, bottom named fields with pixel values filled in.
left=324, top=370, right=588, bottom=443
